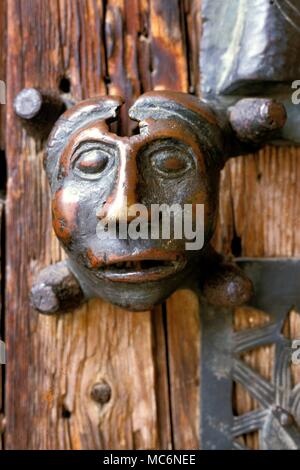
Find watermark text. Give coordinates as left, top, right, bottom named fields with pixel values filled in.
left=96, top=202, right=205, bottom=250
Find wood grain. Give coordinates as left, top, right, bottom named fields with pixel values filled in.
left=0, top=197, right=4, bottom=449
left=0, top=0, right=5, bottom=451
left=3, top=0, right=300, bottom=450
left=33, top=302, right=161, bottom=449
left=0, top=0, right=5, bottom=150
left=214, top=146, right=300, bottom=257
left=166, top=290, right=200, bottom=450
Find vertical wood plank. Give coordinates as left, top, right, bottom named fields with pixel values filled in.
left=0, top=197, right=4, bottom=449
left=183, top=0, right=201, bottom=96
left=0, top=0, right=5, bottom=150
left=6, top=0, right=64, bottom=449
left=105, top=0, right=143, bottom=135
left=0, top=0, right=6, bottom=450
left=151, top=306, right=173, bottom=450
left=149, top=0, right=188, bottom=92
left=166, top=291, right=200, bottom=449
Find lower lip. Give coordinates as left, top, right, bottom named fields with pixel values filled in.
left=96, top=260, right=187, bottom=283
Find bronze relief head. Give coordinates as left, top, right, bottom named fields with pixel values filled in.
left=17, top=89, right=284, bottom=313
left=43, top=91, right=228, bottom=310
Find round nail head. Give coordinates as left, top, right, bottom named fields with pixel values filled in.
left=14, top=88, right=43, bottom=120
left=91, top=382, right=111, bottom=405
left=31, top=283, right=59, bottom=314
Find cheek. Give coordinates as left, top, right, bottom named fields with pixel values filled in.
left=52, top=187, right=80, bottom=245
left=189, top=190, right=215, bottom=214
left=184, top=175, right=219, bottom=240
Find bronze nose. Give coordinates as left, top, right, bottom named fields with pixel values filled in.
left=97, top=142, right=147, bottom=223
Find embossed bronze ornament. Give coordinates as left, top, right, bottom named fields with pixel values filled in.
left=201, top=0, right=300, bottom=143
left=16, top=89, right=286, bottom=313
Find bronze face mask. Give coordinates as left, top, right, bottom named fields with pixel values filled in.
left=29, top=90, right=286, bottom=313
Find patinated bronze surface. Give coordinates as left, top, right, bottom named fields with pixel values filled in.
left=14, top=89, right=286, bottom=312
left=201, top=0, right=300, bottom=143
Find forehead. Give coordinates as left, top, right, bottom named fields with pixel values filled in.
left=66, top=115, right=198, bottom=145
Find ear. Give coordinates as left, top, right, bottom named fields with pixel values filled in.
left=45, top=95, right=124, bottom=182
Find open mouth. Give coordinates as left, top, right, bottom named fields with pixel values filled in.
left=97, top=257, right=187, bottom=282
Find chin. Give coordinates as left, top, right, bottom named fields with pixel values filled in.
left=68, top=257, right=193, bottom=311
left=94, top=280, right=181, bottom=312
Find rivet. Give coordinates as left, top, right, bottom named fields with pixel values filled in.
left=13, top=87, right=66, bottom=139
left=91, top=381, right=112, bottom=405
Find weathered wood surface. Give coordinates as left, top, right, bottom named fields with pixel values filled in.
left=2, top=0, right=300, bottom=450
left=0, top=198, right=4, bottom=450
left=0, top=0, right=5, bottom=150
left=0, top=0, right=6, bottom=451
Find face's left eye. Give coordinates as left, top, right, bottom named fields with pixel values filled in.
left=72, top=143, right=115, bottom=179
left=149, top=143, right=195, bottom=178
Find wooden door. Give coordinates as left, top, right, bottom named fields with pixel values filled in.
left=1, top=0, right=299, bottom=450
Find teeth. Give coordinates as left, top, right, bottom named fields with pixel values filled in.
left=105, top=260, right=176, bottom=271
left=109, top=261, right=140, bottom=269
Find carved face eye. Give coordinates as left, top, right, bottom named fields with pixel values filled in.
left=149, top=141, right=195, bottom=178
left=76, top=149, right=108, bottom=173
left=72, top=143, right=115, bottom=180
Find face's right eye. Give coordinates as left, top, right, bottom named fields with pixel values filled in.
left=75, top=149, right=108, bottom=174
left=72, top=142, right=115, bottom=180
